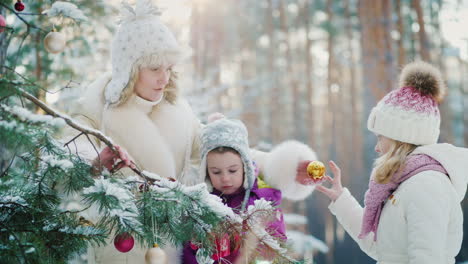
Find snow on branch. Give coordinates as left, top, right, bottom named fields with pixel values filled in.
left=1, top=104, right=65, bottom=128
left=144, top=170, right=239, bottom=221
left=43, top=1, right=88, bottom=22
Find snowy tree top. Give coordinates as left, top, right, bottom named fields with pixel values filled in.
left=287, top=230, right=329, bottom=254
left=43, top=1, right=88, bottom=22
left=283, top=213, right=308, bottom=225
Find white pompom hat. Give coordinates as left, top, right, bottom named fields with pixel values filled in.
left=367, top=61, right=446, bottom=145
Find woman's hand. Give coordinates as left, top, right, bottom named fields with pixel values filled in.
left=91, top=145, right=135, bottom=174
left=315, top=161, right=344, bottom=202
left=207, top=112, right=225, bottom=123
left=296, top=160, right=313, bottom=185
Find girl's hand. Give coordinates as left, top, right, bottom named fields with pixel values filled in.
left=315, top=161, right=344, bottom=202
left=92, top=146, right=135, bottom=174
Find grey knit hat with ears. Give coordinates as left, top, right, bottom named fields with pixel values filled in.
left=199, top=118, right=255, bottom=192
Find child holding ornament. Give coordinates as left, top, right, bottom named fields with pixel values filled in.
left=182, top=118, right=303, bottom=264
left=316, top=61, right=468, bottom=264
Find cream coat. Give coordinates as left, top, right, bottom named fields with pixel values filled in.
left=329, top=144, right=468, bottom=264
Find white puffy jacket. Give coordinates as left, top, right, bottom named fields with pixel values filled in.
left=329, top=143, right=468, bottom=264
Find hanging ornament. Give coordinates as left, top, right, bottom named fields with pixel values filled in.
left=139, top=183, right=149, bottom=192
left=212, top=233, right=231, bottom=261
left=0, top=15, right=6, bottom=33
left=78, top=216, right=94, bottom=227
left=43, top=30, right=66, bottom=54
left=114, top=232, right=135, bottom=253
left=14, top=0, right=25, bottom=12
left=145, top=243, right=167, bottom=264
left=307, top=161, right=326, bottom=183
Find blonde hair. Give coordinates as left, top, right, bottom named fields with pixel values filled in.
left=373, top=139, right=418, bottom=184
left=114, top=53, right=179, bottom=106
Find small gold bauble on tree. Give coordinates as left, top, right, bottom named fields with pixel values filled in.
left=44, top=30, right=66, bottom=54
left=307, top=161, right=326, bottom=183
left=78, top=216, right=94, bottom=227
left=145, top=243, right=167, bottom=264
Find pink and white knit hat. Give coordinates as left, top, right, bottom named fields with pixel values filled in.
left=367, top=61, right=447, bottom=145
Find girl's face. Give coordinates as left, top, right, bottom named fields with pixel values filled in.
left=207, top=151, right=244, bottom=195
left=134, top=65, right=172, bottom=102
left=375, top=134, right=393, bottom=155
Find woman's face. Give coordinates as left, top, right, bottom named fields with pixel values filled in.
left=134, top=65, right=172, bottom=102
left=207, top=151, right=244, bottom=195
left=375, top=134, right=393, bottom=155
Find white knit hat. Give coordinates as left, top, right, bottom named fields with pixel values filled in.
left=105, top=0, right=187, bottom=105
left=367, top=61, right=446, bottom=145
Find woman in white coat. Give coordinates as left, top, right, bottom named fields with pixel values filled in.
left=68, top=1, right=317, bottom=263
left=316, top=61, right=468, bottom=264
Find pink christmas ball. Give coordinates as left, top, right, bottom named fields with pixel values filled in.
left=0, top=15, right=6, bottom=33
left=114, top=232, right=135, bottom=253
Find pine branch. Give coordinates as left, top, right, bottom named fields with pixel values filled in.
left=0, top=3, right=47, bottom=33
left=0, top=222, right=28, bottom=263
left=10, top=85, right=162, bottom=182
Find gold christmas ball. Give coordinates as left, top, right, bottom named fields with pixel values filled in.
left=44, top=31, right=66, bottom=54
left=307, top=161, right=326, bottom=180
left=78, top=216, right=94, bottom=227
left=145, top=243, right=167, bottom=264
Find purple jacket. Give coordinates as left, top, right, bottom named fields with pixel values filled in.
left=181, top=179, right=286, bottom=263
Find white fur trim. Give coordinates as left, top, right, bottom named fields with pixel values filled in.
left=75, top=72, right=112, bottom=128
left=261, top=140, right=317, bottom=200
left=103, top=105, right=177, bottom=179
left=100, top=98, right=198, bottom=183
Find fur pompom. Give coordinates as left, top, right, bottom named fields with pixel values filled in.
left=399, top=61, right=446, bottom=102
left=261, top=140, right=317, bottom=200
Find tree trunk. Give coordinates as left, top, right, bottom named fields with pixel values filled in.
left=191, top=3, right=201, bottom=90
left=358, top=0, right=395, bottom=101
left=303, top=0, right=316, bottom=150
left=344, top=0, right=363, bottom=188
left=267, top=0, right=280, bottom=143
left=239, top=2, right=260, bottom=143
left=35, top=32, right=46, bottom=115
left=396, top=0, right=406, bottom=67
left=278, top=0, right=296, bottom=139
left=325, top=2, right=336, bottom=263
left=0, top=8, right=11, bottom=74
left=460, top=57, right=468, bottom=147
left=433, top=0, right=454, bottom=143
left=323, top=0, right=335, bottom=164
left=412, top=0, right=431, bottom=62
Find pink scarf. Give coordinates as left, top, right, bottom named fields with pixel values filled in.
left=358, top=154, right=447, bottom=241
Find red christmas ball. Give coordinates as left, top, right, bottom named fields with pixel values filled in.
left=0, top=15, right=6, bottom=33
left=114, top=232, right=134, bottom=253
left=14, top=1, right=25, bottom=12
